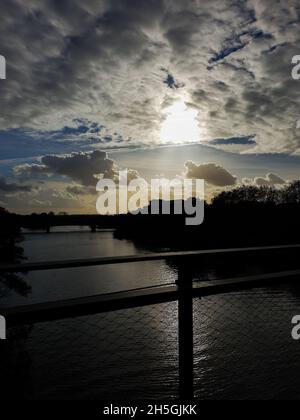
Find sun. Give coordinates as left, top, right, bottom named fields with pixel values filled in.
left=160, top=99, right=200, bottom=143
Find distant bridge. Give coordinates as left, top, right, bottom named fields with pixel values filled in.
left=16, top=214, right=118, bottom=233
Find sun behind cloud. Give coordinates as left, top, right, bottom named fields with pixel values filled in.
left=160, top=99, right=200, bottom=144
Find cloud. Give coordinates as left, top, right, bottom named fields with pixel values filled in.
left=14, top=151, right=117, bottom=186
left=66, top=185, right=96, bottom=196
left=0, top=0, right=300, bottom=217
left=208, top=136, right=257, bottom=153
left=0, top=0, right=300, bottom=155
left=14, top=163, right=51, bottom=177
left=209, top=136, right=257, bottom=146
left=3, top=181, right=97, bottom=214
left=184, top=161, right=237, bottom=187
left=243, top=173, right=287, bottom=186
left=0, top=176, right=32, bottom=193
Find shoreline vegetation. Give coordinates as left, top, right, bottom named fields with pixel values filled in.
left=0, top=207, right=30, bottom=299
left=1, top=181, right=299, bottom=248
left=1, top=182, right=300, bottom=287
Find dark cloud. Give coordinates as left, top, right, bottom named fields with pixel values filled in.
left=184, top=161, right=237, bottom=187
left=0, top=0, right=165, bottom=139
left=243, top=173, right=287, bottom=186
left=0, top=176, right=32, bottom=193
left=14, top=150, right=142, bottom=191
left=14, top=151, right=117, bottom=186
left=66, top=185, right=96, bottom=196
left=210, top=136, right=257, bottom=146
left=255, top=173, right=286, bottom=186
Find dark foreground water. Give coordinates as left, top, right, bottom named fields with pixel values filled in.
left=1, top=229, right=300, bottom=400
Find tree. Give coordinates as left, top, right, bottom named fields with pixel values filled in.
left=212, top=184, right=287, bottom=206
left=281, top=181, right=300, bottom=204
left=0, top=207, right=31, bottom=298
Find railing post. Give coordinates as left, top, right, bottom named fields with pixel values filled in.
left=177, top=262, right=194, bottom=400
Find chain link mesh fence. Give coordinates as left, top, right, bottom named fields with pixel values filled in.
left=2, top=282, right=300, bottom=400
left=1, top=302, right=179, bottom=400
left=194, top=284, right=300, bottom=400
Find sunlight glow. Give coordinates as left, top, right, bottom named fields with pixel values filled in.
left=160, top=99, right=200, bottom=143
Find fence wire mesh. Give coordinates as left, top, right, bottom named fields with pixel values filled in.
left=2, top=282, right=300, bottom=400
left=194, top=284, right=300, bottom=400
left=1, top=302, right=179, bottom=400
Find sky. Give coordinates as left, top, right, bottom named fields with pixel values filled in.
left=0, top=0, right=300, bottom=213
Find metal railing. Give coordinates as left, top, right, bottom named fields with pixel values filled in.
left=1, top=244, right=300, bottom=400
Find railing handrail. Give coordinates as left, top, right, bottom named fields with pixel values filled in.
left=0, top=244, right=299, bottom=273
left=3, top=268, right=300, bottom=326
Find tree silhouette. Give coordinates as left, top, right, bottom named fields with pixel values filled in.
left=212, top=182, right=300, bottom=206
left=281, top=181, right=300, bottom=204
left=0, top=207, right=31, bottom=298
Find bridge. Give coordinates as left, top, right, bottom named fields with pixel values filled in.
left=16, top=214, right=118, bottom=233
